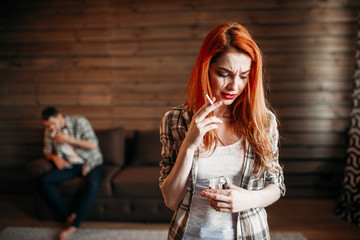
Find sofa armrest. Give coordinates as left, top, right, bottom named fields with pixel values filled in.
left=27, top=158, right=54, bottom=178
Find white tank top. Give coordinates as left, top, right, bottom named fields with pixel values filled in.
left=183, top=138, right=244, bottom=240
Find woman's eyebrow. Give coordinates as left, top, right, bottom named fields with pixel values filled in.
left=218, top=67, right=250, bottom=74
left=218, top=67, right=231, bottom=72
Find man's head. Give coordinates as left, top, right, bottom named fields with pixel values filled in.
left=41, top=106, right=65, bottom=131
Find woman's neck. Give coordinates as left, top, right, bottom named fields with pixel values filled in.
left=214, top=105, right=233, bottom=121
left=213, top=105, right=241, bottom=145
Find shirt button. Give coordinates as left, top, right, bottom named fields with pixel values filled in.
left=237, top=235, right=241, bottom=239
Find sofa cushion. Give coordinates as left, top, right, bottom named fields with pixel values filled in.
left=97, top=165, right=121, bottom=197
left=27, top=158, right=54, bottom=178
left=130, top=130, right=162, bottom=166
left=112, top=166, right=162, bottom=198
left=96, top=127, right=125, bottom=167
left=57, top=165, right=119, bottom=198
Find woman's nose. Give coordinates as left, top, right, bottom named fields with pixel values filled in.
left=226, top=76, right=239, bottom=90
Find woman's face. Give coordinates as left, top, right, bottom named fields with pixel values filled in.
left=209, top=51, right=252, bottom=106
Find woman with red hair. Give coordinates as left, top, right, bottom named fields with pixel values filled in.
left=159, top=22, right=285, bottom=240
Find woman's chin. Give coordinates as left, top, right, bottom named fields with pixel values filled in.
left=220, top=99, right=236, bottom=105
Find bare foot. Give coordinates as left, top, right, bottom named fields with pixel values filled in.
left=67, top=213, right=76, bottom=225
left=59, top=226, right=77, bottom=240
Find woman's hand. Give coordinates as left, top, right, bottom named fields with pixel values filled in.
left=200, top=184, right=255, bottom=213
left=201, top=184, right=281, bottom=213
left=183, top=98, right=223, bottom=151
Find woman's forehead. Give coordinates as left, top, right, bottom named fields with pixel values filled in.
left=212, top=51, right=252, bottom=73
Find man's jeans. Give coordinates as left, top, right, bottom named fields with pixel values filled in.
left=41, top=164, right=104, bottom=228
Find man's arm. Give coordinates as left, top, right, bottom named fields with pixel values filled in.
left=44, top=152, right=69, bottom=170
left=57, top=117, right=98, bottom=150
left=56, top=133, right=97, bottom=150
left=43, top=129, right=68, bottom=169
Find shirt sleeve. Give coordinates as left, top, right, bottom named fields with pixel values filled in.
left=159, top=108, right=187, bottom=187
left=159, top=111, right=176, bottom=187
left=77, top=117, right=99, bottom=146
left=43, top=128, right=53, bottom=155
left=264, top=111, right=286, bottom=196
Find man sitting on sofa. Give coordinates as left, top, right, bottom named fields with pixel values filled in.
left=40, top=106, right=104, bottom=240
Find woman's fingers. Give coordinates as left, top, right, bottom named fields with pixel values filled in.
left=201, top=189, right=227, bottom=200
left=202, top=123, right=221, bottom=133
left=193, top=100, right=222, bottom=122
left=201, top=189, right=234, bottom=212
left=196, top=116, right=223, bottom=129
left=192, top=117, right=222, bottom=140
left=207, top=197, right=232, bottom=212
left=184, top=98, right=223, bottom=150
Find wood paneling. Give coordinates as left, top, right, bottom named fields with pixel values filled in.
left=0, top=0, right=358, bottom=198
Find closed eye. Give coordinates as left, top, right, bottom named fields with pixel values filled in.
left=217, top=71, right=229, bottom=78
left=240, top=75, right=248, bottom=80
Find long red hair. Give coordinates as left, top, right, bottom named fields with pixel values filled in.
left=186, top=22, right=276, bottom=176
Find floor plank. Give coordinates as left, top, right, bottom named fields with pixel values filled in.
left=0, top=194, right=359, bottom=240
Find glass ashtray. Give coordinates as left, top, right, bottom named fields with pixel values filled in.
left=209, top=176, right=228, bottom=189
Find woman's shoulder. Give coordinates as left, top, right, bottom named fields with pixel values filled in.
left=161, top=104, right=193, bottom=134
left=266, top=109, right=278, bottom=125
left=167, top=103, right=190, bottom=112
left=265, top=109, right=279, bottom=140
left=163, top=104, right=192, bottom=122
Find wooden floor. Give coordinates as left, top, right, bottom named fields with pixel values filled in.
left=0, top=194, right=359, bottom=240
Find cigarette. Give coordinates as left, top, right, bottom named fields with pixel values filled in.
left=205, top=93, right=214, bottom=105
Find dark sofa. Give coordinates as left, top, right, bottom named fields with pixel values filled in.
left=27, top=127, right=173, bottom=223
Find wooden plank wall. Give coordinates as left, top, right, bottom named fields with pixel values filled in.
left=0, top=0, right=358, bottom=198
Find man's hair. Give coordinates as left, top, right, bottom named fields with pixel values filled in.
left=41, top=106, right=59, bottom=121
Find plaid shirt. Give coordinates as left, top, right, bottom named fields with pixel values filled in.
left=43, top=116, right=103, bottom=176
left=159, top=104, right=285, bottom=240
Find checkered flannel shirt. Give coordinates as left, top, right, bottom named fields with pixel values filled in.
left=43, top=116, right=103, bottom=176
left=159, top=104, right=285, bottom=240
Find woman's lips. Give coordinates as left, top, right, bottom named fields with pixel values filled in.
left=221, top=92, right=237, bottom=100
